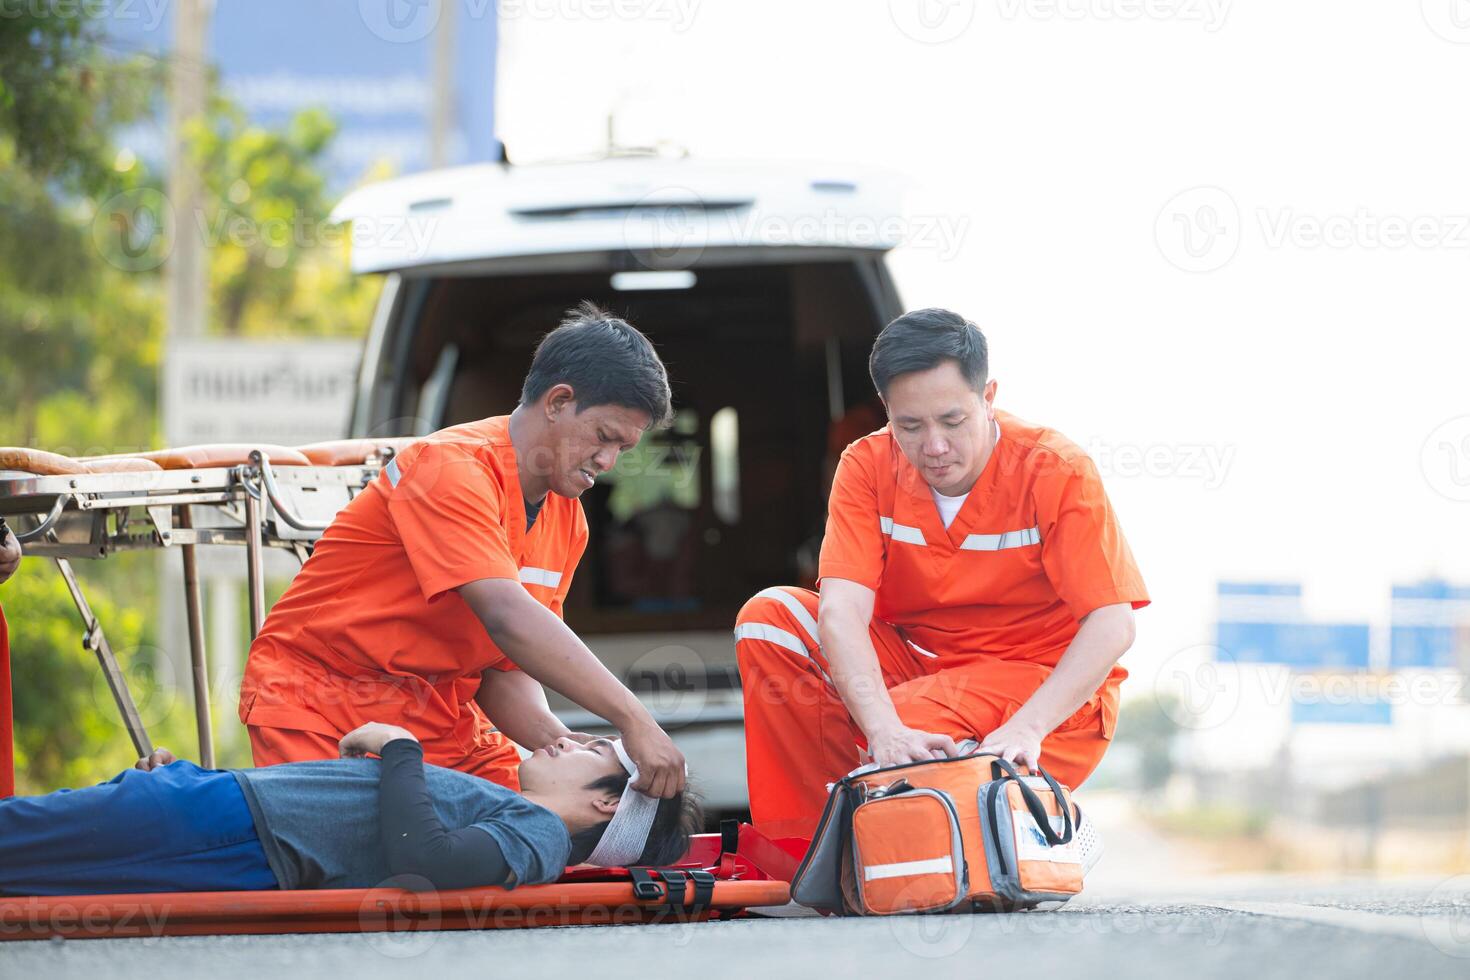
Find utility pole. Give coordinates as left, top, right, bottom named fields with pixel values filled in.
left=165, top=0, right=214, bottom=765
left=166, top=0, right=210, bottom=339
left=429, top=0, right=457, bottom=168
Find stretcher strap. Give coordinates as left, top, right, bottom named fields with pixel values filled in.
left=688, top=870, right=717, bottom=915
left=718, top=819, right=740, bottom=878
left=624, top=868, right=719, bottom=920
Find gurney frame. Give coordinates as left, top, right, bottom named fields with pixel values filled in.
left=0, top=453, right=383, bottom=767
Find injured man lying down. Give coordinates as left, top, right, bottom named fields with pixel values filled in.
left=0, top=723, right=701, bottom=897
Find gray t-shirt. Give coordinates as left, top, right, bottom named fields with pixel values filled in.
left=233, top=759, right=572, bottom=890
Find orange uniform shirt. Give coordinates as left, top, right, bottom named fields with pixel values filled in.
left=819, top=409, right=1149, bottom=668
left=239, top=416, right=588, bottom=751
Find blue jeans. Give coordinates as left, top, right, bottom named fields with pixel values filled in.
left=0, top=761, right=278, bottom=895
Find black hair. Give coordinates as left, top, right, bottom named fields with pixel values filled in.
left=868, top=307, right=988, bottom=398
left=566, top=771, right=705, bottom=867
left=519, top=302, right=674, bottom=428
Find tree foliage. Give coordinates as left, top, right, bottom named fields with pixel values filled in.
left=1, top=5, right=380, bottom=788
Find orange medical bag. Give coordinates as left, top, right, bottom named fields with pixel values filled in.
left=791, top=752, right=1084, bottom=915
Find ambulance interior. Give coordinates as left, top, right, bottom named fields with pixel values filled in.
left=370, top=258, right=897, bottom=717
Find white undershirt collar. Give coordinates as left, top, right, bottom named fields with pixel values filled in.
left=929, top=418, right=1000, bottom=529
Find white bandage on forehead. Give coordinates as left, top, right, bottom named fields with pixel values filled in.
left=584, top=740, right=662, bottom=868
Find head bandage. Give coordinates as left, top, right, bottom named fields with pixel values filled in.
left=584, top=740, right=672, bottom=868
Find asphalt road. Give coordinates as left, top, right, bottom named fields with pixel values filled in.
left=3, top=877, right=1469, bottom=980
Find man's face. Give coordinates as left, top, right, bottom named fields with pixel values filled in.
left=540, top=397, right=650, bottom=499
left=883, top=360, right=998, bottom=496
left=518, top=736, right=625, bottom=797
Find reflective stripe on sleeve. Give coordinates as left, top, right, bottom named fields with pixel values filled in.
left=519, top=567, right=563, bottom=588
left=384, top=457, right=402, bottom=488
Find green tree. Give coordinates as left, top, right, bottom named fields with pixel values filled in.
left=2, top=564, right=206, bottom=793
left=193, top=102, right=381, bottom=337
left=2, top=6, right=380, bottom=789
left=1114, top=693, right=1184, bottom=794
left=1, top=9, right=164, bottom=452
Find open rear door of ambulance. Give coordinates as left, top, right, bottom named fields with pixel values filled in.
left=331, top=157, right=908, bottom=815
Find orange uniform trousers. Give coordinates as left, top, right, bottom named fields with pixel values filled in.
left=735, top=586, right=1119, bottom=840
left=247, top=720, right=524, bottom=790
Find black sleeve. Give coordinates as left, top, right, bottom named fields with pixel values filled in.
left=377, top=738, right=513, bottom=891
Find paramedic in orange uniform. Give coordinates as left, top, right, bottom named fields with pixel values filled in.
left=736, top=308, right=1149, bottom=838
left=239, top=304, right=687, bottom=798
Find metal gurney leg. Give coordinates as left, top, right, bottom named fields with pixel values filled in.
left=53, top=557, right=154, bottom=758
left=242, top=471, right=266, bottom=640
left=178, top=506, right=214, bottom=768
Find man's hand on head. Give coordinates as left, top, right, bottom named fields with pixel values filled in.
left=621, top=721, right=686, bottom=798
left=339, top=722, right=419, bottom=758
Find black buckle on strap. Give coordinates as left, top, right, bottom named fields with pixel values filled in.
left=628, top=866, right=664, bottom=901
left=630, top=868, right=715, bottom=919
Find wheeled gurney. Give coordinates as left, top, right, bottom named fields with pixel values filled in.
left=0, top=439, right=414, bottom=767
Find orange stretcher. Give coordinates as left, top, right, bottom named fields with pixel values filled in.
left=0, top=440, right=413, bottom=765
left=0, top=876, right=792, bottom=941
left=0, top=826, right=797, bottom=940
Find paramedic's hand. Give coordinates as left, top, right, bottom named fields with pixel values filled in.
left=622, top=721, right=686, bottom=798
left=134, top=747, right=176, bottom=771
left=976, top=719, right=1043, bottom=772
left=340, top=722, right=418, bottom=758
left=867, top=726, right=959, bottom=767
left=0, top=527, right=19, bottom=585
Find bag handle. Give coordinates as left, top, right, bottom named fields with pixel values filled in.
left=990, top=758, right=1074, bottom=846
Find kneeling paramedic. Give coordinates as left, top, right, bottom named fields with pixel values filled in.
left=0, top=725, right=700, bottom=896
left=239, top=304, right=685, bottom=799
left=736, top=308, right=1150, bottom=840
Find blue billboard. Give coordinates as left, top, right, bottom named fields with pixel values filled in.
left=103, top=0, right=499, bottom=187
left=1290, top=698, right=1392, bottom=726
left=1390, top=580, right=1470, bottom=668
left=1214, top=581, right=1371, bottom=669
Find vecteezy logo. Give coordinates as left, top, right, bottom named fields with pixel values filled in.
left=359, top=0, right=441, bottom=43
left=359, top=876, right=441, bottom=958
left=1153, top=644, right=1240, bottom=730
left=888, top=0, right=977, bottom=43
left=1422, top=875, right=1470, bottom=957
left=1422, top=0, right=1470, bottom=43
left=622, top=187, right=710, bottom=270
left=1155, top=186, right=1241, bottom=273
left=92, top=188, right=175, bottom=273
left=626, top=645, right=710, bottom=728
left=1421, top=416, right=1470, bottom=502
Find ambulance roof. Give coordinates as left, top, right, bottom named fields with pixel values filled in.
left=329, top=156, right=911, bottom=275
